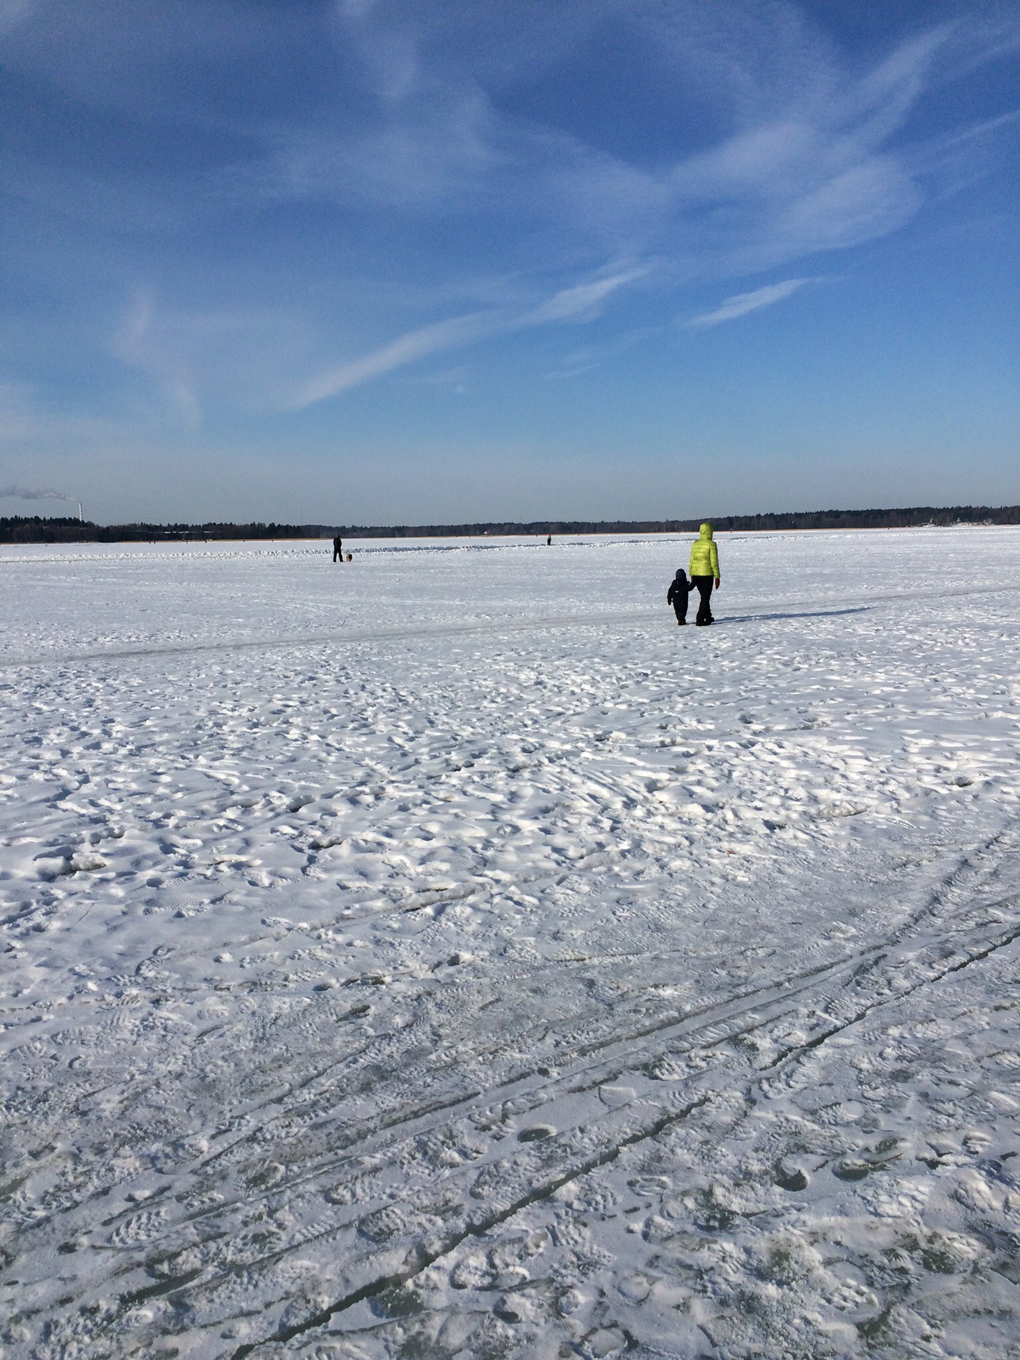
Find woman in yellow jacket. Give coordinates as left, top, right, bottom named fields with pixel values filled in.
left=688, top=522, right=720, bottom=626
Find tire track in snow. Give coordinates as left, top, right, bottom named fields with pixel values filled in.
left=10, top=839, right=1019, bottom=1357
left=224, top=890, right=1020, bottom=1354
left=5, top=538, right=1020, bottom=1356
left=35, top=848, right=995, bottom=1239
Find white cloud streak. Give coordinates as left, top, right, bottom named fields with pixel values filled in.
left=292, top=267, right=647, bottom=406
left=943, top=107, right=1020, bottom=148
left=687, top=278, right=811, bottom=328
left=229, top=2, right=967, bottom=279
left=3, top=0, right=1017, bottom=435
left=524, top=268, right=649, bottom=324
left=292, top=311, right=504, bottom=407
left=0, top=0, right=35, bottom=35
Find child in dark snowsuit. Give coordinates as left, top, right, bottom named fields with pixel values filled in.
left=667, top=569, right=690, bottom=625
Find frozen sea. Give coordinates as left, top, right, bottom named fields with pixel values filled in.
left=2, top=527, right=1020, bottom=1360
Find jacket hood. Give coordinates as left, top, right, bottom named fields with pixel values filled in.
left=699, top=522, right=714, bottom=540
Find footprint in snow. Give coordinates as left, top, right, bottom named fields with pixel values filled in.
left=775, top=1166, right=809, bottom=1192
left=598, top=1084, right=635, bottom=1107
left=109, top=1206, right=169, bottom=1246
left=832, top=1158, right=873, bottom=1181
left=628, top=1175, right=672, bottom=1196
left=518, top=1124, right=556, bottom=1142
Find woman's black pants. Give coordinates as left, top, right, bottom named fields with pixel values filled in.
left=691, top=575, right=714, bottom=624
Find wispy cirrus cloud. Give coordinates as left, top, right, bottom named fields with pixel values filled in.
left=0, top=0, right=36, bottom=35
left=2, top=0, right=1018, bottom=463
left=687, top=278, right=812, bottom=328
left=524, top=268, right=649, bottom=324
left=0, top=382, right=137, bottom=460
left=291, top=266, right=647, bottom=407
left=943, top=107, right=1020, bottom=147
left=292, top=310, right=503, bottom=407
left=111, top=289, right=328, bottom=422
left=225, top=1, right=961, bottom=276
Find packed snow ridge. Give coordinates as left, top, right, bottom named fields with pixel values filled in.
left=2, top=527, right=1019, bottom=1360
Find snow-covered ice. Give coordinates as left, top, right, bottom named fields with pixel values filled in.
left=2, top=527, right=1020, bottom=1360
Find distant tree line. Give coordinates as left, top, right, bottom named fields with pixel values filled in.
left=335, top=506, right=1020, bottom=536
left=3, top=505, right=1020, bottom=545
left=0, top=517, right=330, bottom=544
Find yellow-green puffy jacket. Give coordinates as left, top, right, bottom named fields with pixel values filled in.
left=688, top=522, right=720, bottom=579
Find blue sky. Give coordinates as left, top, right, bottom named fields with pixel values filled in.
left=1, top=0, right=1018, bottom=525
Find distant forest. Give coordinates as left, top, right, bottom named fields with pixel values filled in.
left=2, top=505, right=1020, bottom=544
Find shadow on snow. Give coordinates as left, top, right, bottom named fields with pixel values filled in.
left=714, top=606, right=870, bottom=625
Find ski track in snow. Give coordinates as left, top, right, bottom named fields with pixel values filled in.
left=2, top=528, right=1020, bottom=1360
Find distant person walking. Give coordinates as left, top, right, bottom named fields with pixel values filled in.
left=332, top=534, right=343, bottom=563
left=688, top=522, right=720, bottom=626
left=667, top=568, right=690, bottom=625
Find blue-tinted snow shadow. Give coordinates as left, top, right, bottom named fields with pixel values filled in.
left=713, top=606, right=870, bottom=625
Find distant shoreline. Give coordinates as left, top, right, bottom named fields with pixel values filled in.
left=2, top=505, right=1019, bottom=545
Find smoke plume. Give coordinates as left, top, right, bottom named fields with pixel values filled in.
left=0, top=485, right=75, bottom=501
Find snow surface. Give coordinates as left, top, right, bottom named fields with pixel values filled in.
left=2, top=527, right=1020, bottom=1360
